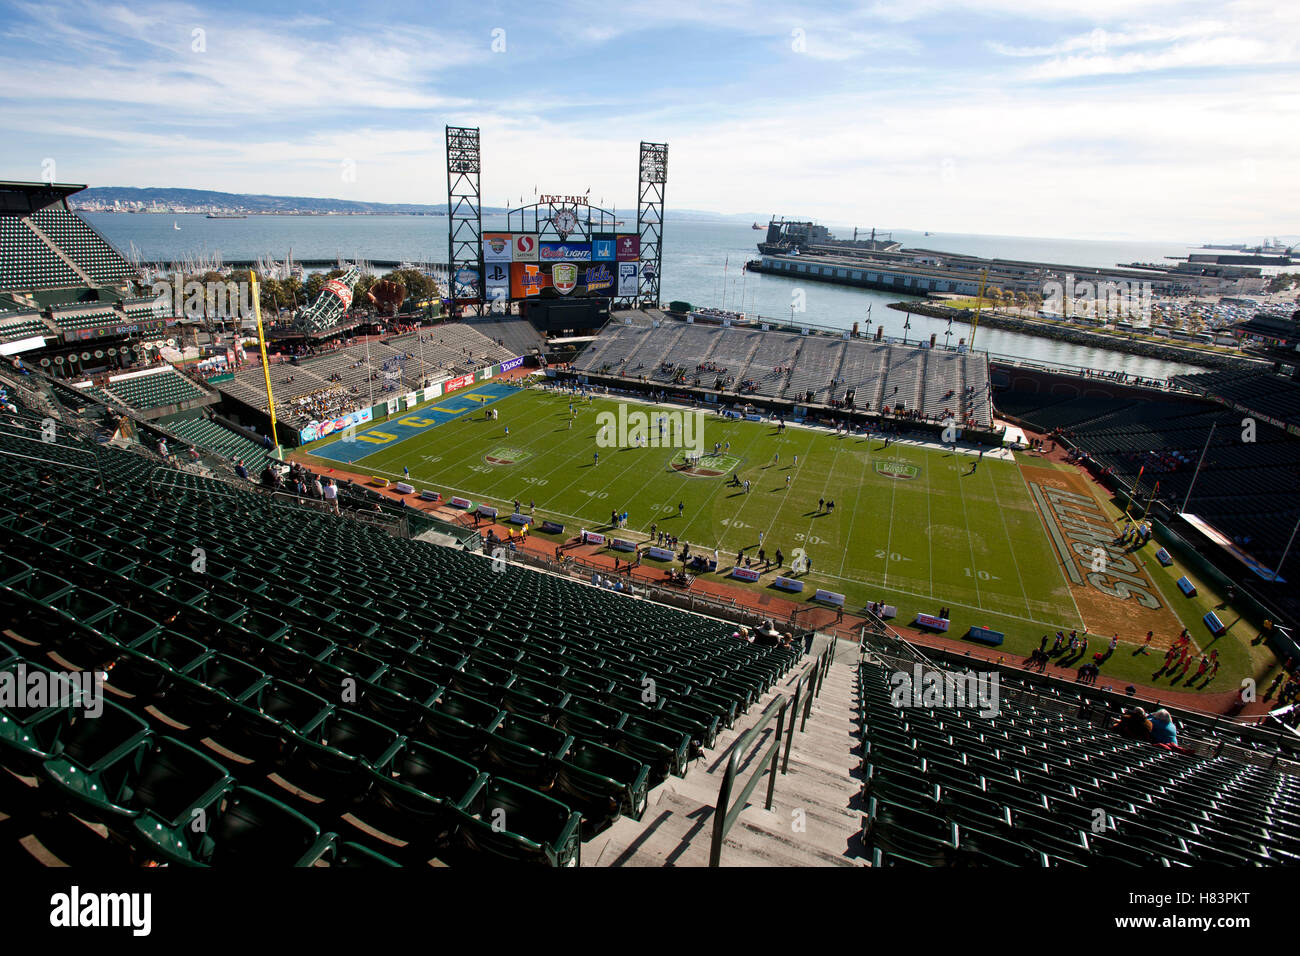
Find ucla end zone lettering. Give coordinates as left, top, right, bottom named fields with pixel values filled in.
left=307, top=382, right=516, bottom=463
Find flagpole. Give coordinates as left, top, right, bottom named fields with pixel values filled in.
left=1180, top=420, right=1217, bottom=514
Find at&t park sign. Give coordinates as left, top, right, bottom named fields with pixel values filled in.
left=538, top=194, right=590, bottom=206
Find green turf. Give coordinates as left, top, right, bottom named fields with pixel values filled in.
left=305, top=386, right=1087, bottom=640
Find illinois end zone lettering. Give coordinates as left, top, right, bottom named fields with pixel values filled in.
left=1028, top=481, right=1164, bottom=611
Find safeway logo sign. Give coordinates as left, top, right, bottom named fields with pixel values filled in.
left=513, top=234, right=538, bottom=261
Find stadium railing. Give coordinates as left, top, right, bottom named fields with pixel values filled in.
left=709, top=637, right=837, bottom=866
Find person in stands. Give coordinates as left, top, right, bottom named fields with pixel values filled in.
left=1112, top=706, right=1153, bottom=741
left=1148, top=709, right=1179, bottom=745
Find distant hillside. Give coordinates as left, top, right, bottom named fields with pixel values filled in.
left=71, top=186, right=769, bottom=221
left=73, top=187, right=451, bottom=215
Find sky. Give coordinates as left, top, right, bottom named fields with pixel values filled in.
left=2, top=0, right=1298, bottom=242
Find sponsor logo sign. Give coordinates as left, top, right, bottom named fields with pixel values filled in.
left=484, top=262, right=510, bottom=304
left=874, top=459, right=919, bottom=480
left=512, top=263, right=548, bottom=298
left=731, top=567, right=761, bottom=582
left=552, top=263, right=579, bottom=296
left=916, top=613, right=949, bottom=631
left=299, top=406, right=373, bottom=444
left=322, top=279, right=353, bottom=309
left=583, top=264, right=615, bottom=294
left=591, top=237, right=616, bottom=261
left=617, top=262, right=639, bottom=296
left=616, top=236, right=639, bottom=261
left=444, top=373, right=475, bottom=393
left=483, top=232, right=513, bottom=262
left=453, top=267, right=480, bottom=299
left=500, top=356, right=524, bottom=372
left=541, top=242, right=591, bottom=262
left=773, top=576, right=804, bottom=592
left=512, top=234, right=539, bottom=261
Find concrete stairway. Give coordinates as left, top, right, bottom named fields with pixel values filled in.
left=585, top=637, right=866, bottom=867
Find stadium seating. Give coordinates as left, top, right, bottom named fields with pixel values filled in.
left=858, top=653, right=1300, bottom=866
left=27, top=209, right=137, bottom=286
left=0, top=399, right=801, bottom=866
left=574, top=318, right=995, bottom=427
left=103, top=369, right=207, bottom=409
left=0, top=215, right=84, bottom=290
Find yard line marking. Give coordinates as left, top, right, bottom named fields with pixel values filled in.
left=1019, top=466, right=1086, bottom=629
left=985, top=462, right=1033, bottom=618
left=953, top=451, right=983, bottom=607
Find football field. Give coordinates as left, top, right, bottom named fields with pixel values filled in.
left=302, top=384, right=1086, bottom=642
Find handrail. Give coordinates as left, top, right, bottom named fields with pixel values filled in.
left=710, top=637, right=836, bottom=866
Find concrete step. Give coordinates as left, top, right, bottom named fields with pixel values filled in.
left=588, top=637, right=865, bottom=866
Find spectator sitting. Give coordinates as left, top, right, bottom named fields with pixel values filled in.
left=1112, top=706, right=1152, bottom=741
left=1148, top=709, right=1178, bottom=745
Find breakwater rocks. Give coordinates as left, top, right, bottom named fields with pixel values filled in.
left=887, top=302, right=1263, bottom=370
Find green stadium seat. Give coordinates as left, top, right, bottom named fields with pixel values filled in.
left=42, top=734, right=234, bottom=838
left=554, top=740, right=651, bottom=835
left=137, top=786, right=335, bottom=867
left=457, top=777, right=582, bottom=867
left=367, top=738, right=488, bottom=846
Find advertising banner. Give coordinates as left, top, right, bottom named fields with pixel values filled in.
left=540, top=520, right=565, bottom=534
left=617, top=262, right=639, bottom=296
left=645, top=546, right=675, bottom=561
left=512, top=233, right=539, bottom=262
left=453, top=266, right=480, bottom=300
left=444, top=373, right=475, bottom=393
left=540, top=241, right=591, bottom=262
left=611, top=538, right=637, bottom=552
left=915, top=613, right=949, bottom=631
left=510, top=262, right=615, bottom=299
left=298, top=405, right=374, bottom=444
left=591, top=235, right=616, bottom=261
left=813, top=589, right=845, bottom=606
left=731, top=567, right=761, bottom=582
left=483, top=233, right=513, bottom=262
left=500, top=356, right=524, bottom=372
left=772, top=577, right=804, bottom=592
left=580, top=530, right=605, bottom=545
left=484, top=262, right=510, bottom=305
left=616, top=235, right=640, bottom=261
